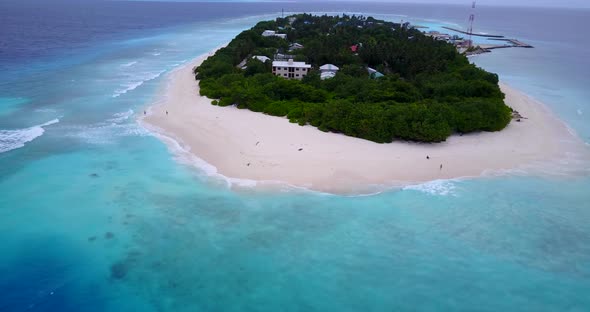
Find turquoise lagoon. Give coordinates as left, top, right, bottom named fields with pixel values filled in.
left=0, top=2, right=589, bottom=311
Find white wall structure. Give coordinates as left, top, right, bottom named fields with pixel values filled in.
left=272, top=59, right=312, bottom=80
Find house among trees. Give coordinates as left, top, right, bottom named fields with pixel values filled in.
left=289, top=43, right=304, bottom=51
left=252, top=55, right=271, bottom=63
left=262, top=30, right=287, bottom=39
left=319, top=64, right=339, bottom=80
left=424, top=31, right=451, bottom=42
left=272, top=59, right=311, bottom=80
left=274, top=53, right=296, bottom=61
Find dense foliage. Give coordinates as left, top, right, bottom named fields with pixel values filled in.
left=195, top=14, right=511, bottom=143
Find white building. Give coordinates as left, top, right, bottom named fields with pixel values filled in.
left=320, top=72, right=337, bottom=80
left=262, top=30, right=276, bottom=37
left=272, top=59, right=311, bottom=80
left=252, top=55, right=271, bottom=63
left=262, top=30, right=287, bottom=39
left=274, top=53, right=296, bottom=61
left=319, top=64, right=339, bottom=80
left=424, top=31, right=451, bottom=42
left=289, top=43, right=304, bottom=51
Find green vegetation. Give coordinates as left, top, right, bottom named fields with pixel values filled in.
left=195, top=14, right=511, bottom=143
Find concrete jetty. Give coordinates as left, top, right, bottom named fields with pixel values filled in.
left=466, top=39, right=534, bottom=56
left=478, top=39, right=534, bottom=50
left=442, top=26, right=504, bottom=38
left=490, top=38, right=534, bottom=48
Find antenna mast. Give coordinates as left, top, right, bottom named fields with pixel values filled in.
left=468, top=1, right=476, bottom=48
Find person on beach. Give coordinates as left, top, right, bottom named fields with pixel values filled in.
left=166, top=110, right=168, bottom=115
left=440, top=164, right=443, bottom=170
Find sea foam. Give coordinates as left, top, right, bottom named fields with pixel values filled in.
left=64, top=111, right=148, bottom=145
left=403, top=179, right=458, bottom=196
left=112, top=70, right=166, bottom=98
left=108, top=109, right=134, bottom=123
left=0, top=119, right=59, bottom=153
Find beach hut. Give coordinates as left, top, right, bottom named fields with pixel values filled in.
left=319, top=64, right=339, bottom=80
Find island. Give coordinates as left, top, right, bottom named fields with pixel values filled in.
left=195, top=14, right=511, bottom=143
left=142, top=14, right=583, bottom=194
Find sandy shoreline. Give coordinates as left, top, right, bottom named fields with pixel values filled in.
left=142, top=50, right=588, bottom=194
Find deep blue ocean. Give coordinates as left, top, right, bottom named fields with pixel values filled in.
left=1, top=1, right=589, bottom=311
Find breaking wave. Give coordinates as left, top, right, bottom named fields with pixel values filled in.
left=63, top=111, right=148, bottom=145
left=112, top=70, right=166, bottom=98
left=0, top=119, right=59, bottom=153
left=107, top=109, right=134, bottom=123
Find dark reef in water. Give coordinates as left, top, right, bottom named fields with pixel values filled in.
left=110, top=261, right=128, bottom=279
left=109, top=249, right=143, bottom=280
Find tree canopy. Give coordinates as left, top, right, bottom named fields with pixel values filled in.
left=195, top=14, right=511, bottom=143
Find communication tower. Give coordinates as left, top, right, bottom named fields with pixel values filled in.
left=467, top=1, right=476, bottom=48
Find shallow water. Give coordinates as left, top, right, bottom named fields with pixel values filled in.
left=1, top=1, right=589, bottom=311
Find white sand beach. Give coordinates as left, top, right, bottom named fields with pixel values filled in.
left=142, top=51, right=588, bottom=194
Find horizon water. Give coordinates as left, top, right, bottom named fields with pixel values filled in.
left=1, top=1, right=589, bottom=311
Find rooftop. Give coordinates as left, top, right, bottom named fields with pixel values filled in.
left=320, top=64, right=339, bottom=71
left=272, top=60, right=311, bottom=68
left=252, top=55, right=271, bottom=62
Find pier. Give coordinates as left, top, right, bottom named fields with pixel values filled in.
left=442, top=26, right=504, bottom=38
left=490, top=38, right=534, bottom=48
left=478, top=39, right=534, bottom=50
left=464, top=38, right=534, bottom=56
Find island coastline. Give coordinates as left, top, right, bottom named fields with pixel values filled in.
left=141, top=49, right=588, bottom=194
